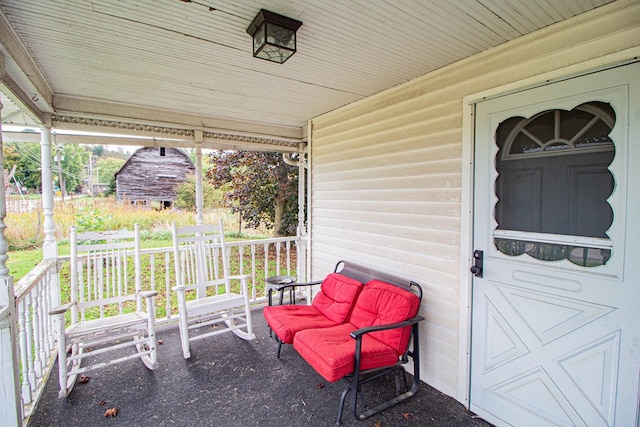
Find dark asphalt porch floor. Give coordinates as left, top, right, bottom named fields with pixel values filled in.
left=28, top=306, right=494, bottom=427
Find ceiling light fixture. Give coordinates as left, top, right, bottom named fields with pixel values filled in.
left=246, top=9, right=302, bottom=64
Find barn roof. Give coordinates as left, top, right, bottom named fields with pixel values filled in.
left=115, top=146, right=194, bottom=177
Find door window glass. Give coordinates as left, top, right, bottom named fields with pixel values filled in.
left=494, top=102, right=615, bottom=267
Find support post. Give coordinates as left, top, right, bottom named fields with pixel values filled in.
left=296, top=142, right=307, bottom=284
left=0, top=98, right=22, bottom=427
left=40, top=118, right=58, bottom=259
left=40, top=119, right=62, bottom=342
left=194, top=131, right=204, bottom=226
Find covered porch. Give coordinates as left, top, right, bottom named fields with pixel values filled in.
left=1, top=1, right=639, bottom=426
left=28, top=308, right=491, bottom=427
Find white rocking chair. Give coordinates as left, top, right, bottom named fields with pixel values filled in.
left=172, top=220, right=255, bottom=359
left=50, top=225, right=158, bottom=398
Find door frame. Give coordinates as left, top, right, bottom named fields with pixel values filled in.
left=457, top=51, right=640, bottom=408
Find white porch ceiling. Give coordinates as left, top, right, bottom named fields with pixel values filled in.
left=0, top=0, right=616, bottom=148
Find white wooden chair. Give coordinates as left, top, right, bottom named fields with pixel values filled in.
left=172, top=220, right=255, bottom=359
left=50, top=225, right=158, bottom=398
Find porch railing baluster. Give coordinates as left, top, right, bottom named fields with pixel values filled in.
left=32, top=288, right=43, bottom=379
left=164, top=251, right=171, bottom=319
left=18, top=297, right=32, bottom=404
left=149, top=252, right=156, bottom=292
left=251, top=245, right=257, bottom=300
left=44, top=271, right=55, bottom=357
left=263, top=243, right=269, bottom=283
left=286, top=241, right=291, bottom=275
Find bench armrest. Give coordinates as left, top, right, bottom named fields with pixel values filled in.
left=49, top=301, right=76, bottom=316
left=349, top=315, right=425, bottom=340
left=270, top=280, right=322, bottom=292
left=266, top=280, right=322, bottom=306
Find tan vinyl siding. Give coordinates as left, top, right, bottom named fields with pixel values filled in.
left=308, top=0, right=640, bottom=398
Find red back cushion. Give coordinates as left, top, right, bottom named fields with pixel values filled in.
left=312, top=273, right=363, bottom=324
left=349, top=280, right=421, bottom=354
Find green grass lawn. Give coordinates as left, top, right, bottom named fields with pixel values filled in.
left=8, top=239, right=175, bottom=282
left=8, top=234, right=266, bottom=282
left=8, top=249, right=46, bottom=280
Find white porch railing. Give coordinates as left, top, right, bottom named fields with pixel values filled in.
left=12, top=235, right=305, bottom=425
left=13, top=258, right=59, bottom=423
left=136, top=237, right=303, bottom=324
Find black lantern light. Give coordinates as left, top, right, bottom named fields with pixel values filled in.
left=246, top=9, right=302, bottom=64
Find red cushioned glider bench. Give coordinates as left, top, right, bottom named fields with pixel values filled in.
left=263, top=261, right=424, bottom=425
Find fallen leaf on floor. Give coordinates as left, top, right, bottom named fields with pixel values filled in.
left=78, top=375, right=90, bottom=384
left=316, top=383, right=325, bottom=389
left=104, top=407, right=118, bottom=418
left=403, top=412, right=412, bottom=419
left=98, top=400, right=106, bottom=406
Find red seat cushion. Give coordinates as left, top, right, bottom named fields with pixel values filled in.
left=264, top=305, right=338, bottom=344
left=293, top=280, right=421, bottom=382
left=349, top=280, right=421, bottom=355
left=263, top=273, right=363, bottom=344
left=293, top=323, right=398, bottom=382
left=311, top=273, right=364, bottom=324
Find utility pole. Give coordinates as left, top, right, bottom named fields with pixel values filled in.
left=55, top=140, right=65, bottom=202
left=88, top=154, right=93, bottom=196
left=96, top=164, right=102, bottom=195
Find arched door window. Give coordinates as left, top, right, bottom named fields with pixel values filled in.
left=494, top=101, right=615, bottom=267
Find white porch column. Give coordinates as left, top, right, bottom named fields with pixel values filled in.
left=194, top=131, right=204, bottom=226
left=40, top=118, right=57, bottom=259
left=0, top=99, right=22, bottom=427
left=40, top=120, right=61, bottom=328
left=296, top=142, right=308, bottom=283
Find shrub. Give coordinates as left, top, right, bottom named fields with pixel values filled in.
left=174, top=175, right=222, bottom=210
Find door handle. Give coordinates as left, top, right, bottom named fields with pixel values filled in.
left=470, top=250, right=483, bottom=277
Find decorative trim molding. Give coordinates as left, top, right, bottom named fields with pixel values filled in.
left=53, top=115, right=194, bottom=137
left=51, top=115, right=301, bottom=148
left=203, top=131, right=299, bottom=148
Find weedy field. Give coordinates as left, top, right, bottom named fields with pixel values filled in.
left=6, top=196, right=269, bottom=281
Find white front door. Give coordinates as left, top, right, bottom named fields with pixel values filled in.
left=470, top=63, right=640, bottom=427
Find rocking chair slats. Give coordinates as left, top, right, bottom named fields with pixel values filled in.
left=172, top=219, right=255, bottom=359
left=49, top=224, right=158, bottom=398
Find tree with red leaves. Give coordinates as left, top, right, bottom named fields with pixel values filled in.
left=206, top=150, right=299, bottom=236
